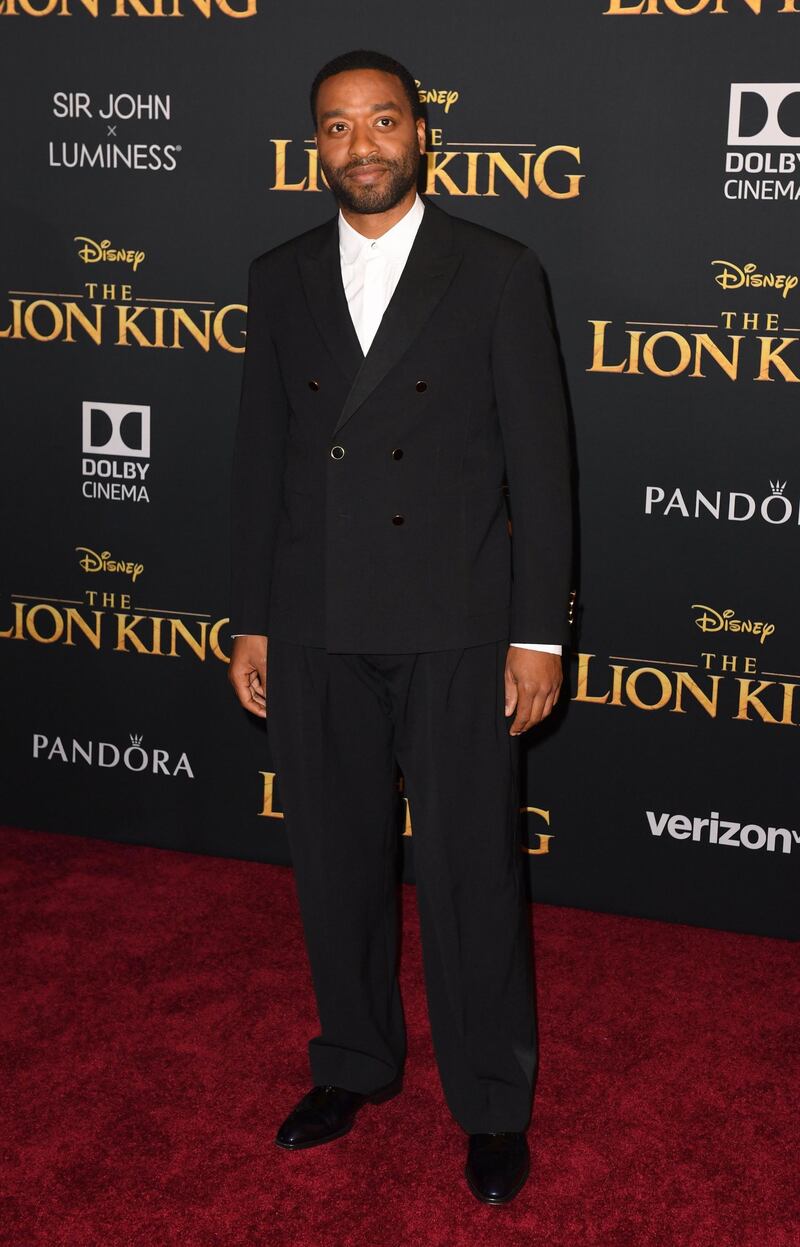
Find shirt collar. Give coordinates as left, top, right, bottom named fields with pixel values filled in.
left=338, top=191, right=425, bottom=265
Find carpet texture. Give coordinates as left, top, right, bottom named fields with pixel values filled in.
left=1, top=825, right=797, bottom=1247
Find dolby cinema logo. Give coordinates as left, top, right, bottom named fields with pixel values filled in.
left=724, top=83, right=800, bottom=201
left=81, top=400, right=151, bottom=503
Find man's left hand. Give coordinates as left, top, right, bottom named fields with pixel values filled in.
left=504, top=647, right=563, bottom=735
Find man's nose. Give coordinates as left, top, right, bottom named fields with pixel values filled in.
left=349, top=123, right=379, bottom=161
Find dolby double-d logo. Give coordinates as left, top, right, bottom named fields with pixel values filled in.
left=727, top=83, right=800, bottom=145
left=81, top=400, right=152, bottom=504
left=82, top=400, right=150, bottom=458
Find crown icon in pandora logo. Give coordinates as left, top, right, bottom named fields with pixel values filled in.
left=130, top=733, right=143, bottom=746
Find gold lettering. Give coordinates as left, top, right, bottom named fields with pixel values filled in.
left=626, top=666, right=672, bottom=711
left=642, top=330, right=692, bottom=377
left=213, top=303, right=246, bottom=354
left=116, top=303, right=154, bottom=347
left=271, top=140, right=308, bottom=191
left=521, top=807, right=553, bottom=855
left=208, top=617, right=230, bottom=662
left=664, top=0, right=711, bottom=12
left=115, top=613, right=149, bottom=653
left=424, top=150, right=465, bottom=195
left=211, top=0, right=257, bottom=16
left=8, top=0, right=64, bottom=12
left=167, top=617, right=208, bottom=659
left=150, top=305, right=166, bottom=349
left=603, top=0, right=787, bottom=11
left=0, top=299, right=25, bottom=338
left=734, top=679, right=779, bottom=724
left=170, top=306, right=212, bottom=351
left=486, top=151, right=535, bottom=198
left=534, top=146, right=584, bottom=200
left=690, top=333, right=742, bottom=380
left=587, top=321, right=630, bottom=373
left=149, top=615, right=165, bottom=656
left=112, top=0, right=167, bottom=15
left=0, top=601, right=26, bottom=639
left=0, top=0, right=257, bottom=13
left=756, top=336, right=800, bottom=382
left=27, top=603, right=64, bottom=644
left=462, top=150, right=480, bottom=197
left=24, top=299, right=63, bottom=343
left=63, top=608, right=103, bottom=649
left=259, top=770, right=284, bottom=818
left=672, top=671, right=721, bottom=716
left=603, top=0, right=654, bottom=12
left=306, top=146, right=325, bottom=192
left=600, top=0, right=657, bottom=11
left=779, top=682, right=799, bottom=725
left=573, top=654, right=627, bottom=705
left=64, top=301, right=103, bottom=345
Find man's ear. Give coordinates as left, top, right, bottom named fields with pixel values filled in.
left=417, top=119, right=426, bottom=154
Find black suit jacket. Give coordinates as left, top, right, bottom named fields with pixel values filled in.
left=229, top=195, right=573, bottom=653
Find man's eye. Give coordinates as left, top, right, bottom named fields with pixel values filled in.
left=376, top=117, right=394, bottom=127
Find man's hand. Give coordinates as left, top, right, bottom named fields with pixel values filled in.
left=504, top=647, right=562, bottom=735
left=229, top=634, right=268, bottom=719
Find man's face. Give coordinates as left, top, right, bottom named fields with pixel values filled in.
left=314, top=68, right=425, bottom=214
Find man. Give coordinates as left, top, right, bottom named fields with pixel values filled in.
left=228, top=48, right=572, bottom=1205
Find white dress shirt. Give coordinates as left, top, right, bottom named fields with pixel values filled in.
left=235, top=193, right=561, bottom=656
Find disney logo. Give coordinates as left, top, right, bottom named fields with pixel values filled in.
left=74, top=236, right=146, bottom=272
left=76, top=547, right=144, bottom=582
left=711, top=260, right=797, bottom=300
left=415, top=79, right=459, bottom=113
left=692, top=604, right=775, bottom=646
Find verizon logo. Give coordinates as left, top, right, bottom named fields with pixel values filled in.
left=646, top=810, right=799, bottom=855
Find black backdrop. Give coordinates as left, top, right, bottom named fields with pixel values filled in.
left=1, top=0, right=797, bottom=940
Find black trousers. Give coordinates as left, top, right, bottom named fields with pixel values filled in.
left=267, top=638, right=538, bottom=1134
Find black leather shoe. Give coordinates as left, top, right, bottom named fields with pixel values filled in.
left=464, top=1131, right=530, bottom=1204
left=275, top=1077, right=401, bottom=1150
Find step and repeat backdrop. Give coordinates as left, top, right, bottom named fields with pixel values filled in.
left=1, top=1, right=797, bottom=939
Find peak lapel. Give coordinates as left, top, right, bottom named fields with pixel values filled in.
left=332, top=201, right=463, bottom=438
left=297, top=217, right=365, bottom=384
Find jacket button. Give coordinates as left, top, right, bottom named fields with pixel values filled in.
left=391, top=448, right=403, bottom=460
left=392, top=514, right=405, bottom=526
left=415, top=380, right=427, bottom=392
left=308, top=379, right=320, bottom=391
left=330, top=445, right=345, bottom=459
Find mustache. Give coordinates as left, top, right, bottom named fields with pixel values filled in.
left=345, top=158, right=393, bottom=173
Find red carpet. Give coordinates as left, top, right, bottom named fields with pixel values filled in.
left=1, top=825, right=797, bottom=1247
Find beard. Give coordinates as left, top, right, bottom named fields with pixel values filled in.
left=320, top=140, right=420, bottom=215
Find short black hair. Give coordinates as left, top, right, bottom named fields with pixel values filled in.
left=310, top=49, right=424, bottom=128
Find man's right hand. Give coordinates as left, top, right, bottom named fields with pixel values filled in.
left=228, top=634, right=268, bottom=718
